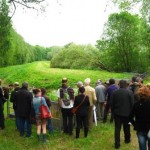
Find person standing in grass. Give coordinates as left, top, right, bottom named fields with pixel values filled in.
left=57, top=78, right=74, bottom=135
left=95, top=79, right=106, bottom=120
left=33, top=88, right=50, bottom=142
left=41, top=88, right=54, bottom=134
left=0, top=79, right=5, bottom=129
left=130, top=86, right=150, bottom=150
left=74, top=86, right=90, bottom=138
left=111, top=80, right=134, bottom=149
left=10, top=82, right=20, bottom=130
left=84, top=78, right=97, bottom=129
left=15, top=82, right=33, bottom=137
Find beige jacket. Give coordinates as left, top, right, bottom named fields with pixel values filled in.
left=84, top=85, right=97, bottom=106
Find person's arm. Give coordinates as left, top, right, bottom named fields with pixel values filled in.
left=42, top=97, right=50, bottom=112
left=129, top=104, right=135, bottom=126
left=92, top=89, right=97, bottom=104
left=57, top=89, right=62, bottom=107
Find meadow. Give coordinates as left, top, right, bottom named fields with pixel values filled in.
left=0, top=61, right=141, bottom=150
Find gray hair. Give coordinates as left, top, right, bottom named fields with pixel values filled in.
left=22, top=82, right=28, bottom=89
left=84, top=78, right=91, bottom=85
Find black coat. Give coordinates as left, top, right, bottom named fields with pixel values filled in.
left=14, top=87, right=33, bottom=117
left=111, top=88, right=134, bottom=117
left=130, top=100, right=150, bottom=133
left=74, top=94, right=90, bottom=116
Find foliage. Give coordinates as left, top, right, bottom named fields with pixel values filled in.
left=51, top=43, right=98, bottom=69
left=0, top=0, right=11, bottom=66
left=96, top=12, right=150, bottom=72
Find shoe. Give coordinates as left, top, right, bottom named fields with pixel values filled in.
left=115, top=145, right=120, bottom=149
left=43, top=134, right=48, bottom=143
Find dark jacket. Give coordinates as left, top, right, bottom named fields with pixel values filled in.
left=111, top=88, right=134, bottom=117
left=130, top=99, right=150, bottom=133
left=74, top=94, right=90, bottom=116
left=14, top=87, right=33, bottom=117
left=10, top=87, right=20, bottom=110
left=0, top=87, right=5, bottom=105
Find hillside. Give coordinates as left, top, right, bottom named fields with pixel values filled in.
left=0, top=61, right=133, bottom=90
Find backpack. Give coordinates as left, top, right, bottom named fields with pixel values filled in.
left=61, top=88, right=71, bottom=106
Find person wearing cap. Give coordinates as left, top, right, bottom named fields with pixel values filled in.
left=57, top=78, right=74, bottom=135
left=0, top=79, right=5, bottom=129
left=95, top=79, right=106, bottom=120
left=14, top=82, right=33, bottom=137
left=84, top=78, right=97, bottom=129
left=10, top=82, right=20, bottom=130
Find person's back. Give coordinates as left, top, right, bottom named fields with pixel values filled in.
left=95, top=84, right=106, bottom=102
left=111, top=88, right=134, bottom=116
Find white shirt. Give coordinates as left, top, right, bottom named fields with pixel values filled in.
left=57, top=89, right=74, bottom=109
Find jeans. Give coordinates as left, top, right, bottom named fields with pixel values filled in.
left=137, top=132, right=150, bottom=150
left=47, top=118, right=54, bottom=133
left=14, top=110, right=20, bottom=130
left=18, top=117, right=32, bottom=137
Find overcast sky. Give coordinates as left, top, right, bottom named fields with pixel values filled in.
left=11, top=0, right=117, bottom=47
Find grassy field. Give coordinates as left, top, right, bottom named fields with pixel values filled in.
left=0, top=116, right=139, bottom=150
left=0, top=61, right=134, bottom=100
left=0, top=61, right=140, bottom=150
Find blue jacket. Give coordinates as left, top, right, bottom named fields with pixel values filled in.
left=33, top=96, right=50, bottom=115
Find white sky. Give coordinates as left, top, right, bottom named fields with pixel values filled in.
left=11, top=0, right=117, bottom=47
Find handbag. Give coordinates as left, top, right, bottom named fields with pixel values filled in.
left=72, top=95, right=86, bottom=114
left=40, top=97, right=52, bottom=119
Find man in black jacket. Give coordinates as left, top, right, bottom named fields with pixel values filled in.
left=111, top=80, right=134, bottom=149
left=15, top=82, right=33, bottom=137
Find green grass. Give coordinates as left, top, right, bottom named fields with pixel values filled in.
left=0, top=117, right=139, bottom=150
left=0, top=61, right=133, bottom=100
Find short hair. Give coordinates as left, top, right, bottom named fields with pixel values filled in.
left=62, top=77, right=68, bottom=83
left=109, top=79, right=115, bottom=85
left=84, top=78, right=91, bottom=85
left=41, top=88, right=46, bottom=95
left=79, top=86, right=85, bottom=94
left=132, top=76, right=137, bottom=82
left=77, top=81, right=83, bottom=87
left=33, top=88, right=41, bottom=95
left=22, top=82, right=28, bottom=89
left=137, top=86, right=150, bottom=100
left=119, top=80, right=127, bottom=88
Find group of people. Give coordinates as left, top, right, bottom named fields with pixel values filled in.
left=0, top=76, right=150, bottom=149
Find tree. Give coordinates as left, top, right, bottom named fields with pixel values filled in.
left=96, top=12, right=149, bottom=72
left=0, top=0, right=12, bottom=66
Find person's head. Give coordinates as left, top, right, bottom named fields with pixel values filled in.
left=119, top=80, right=127, bottom=88
left=137, top=86, right=150, bottom=101
left=41, top=88, right=46, bottom=96
left=96, top=79, right=102, bottom=86
left=22, top=82, right=28, bottom=89
left=62, top=77, right=68, bottom=86
left=131, top=76, right=137, bottom=83
left=9, top=84, right=13, bottom=90
left=84, top=78, right=91, bottom=86
left=136, top=77, right=143, bottom=84
left=14, top=82, right=19, bottom=89
left=33, top=88, right=41, bottom=97
left=109, top=79, right=115, bottom=85
left=79, top=86, right=85, bottom=94
left=77, top=81, right=83, bottom=88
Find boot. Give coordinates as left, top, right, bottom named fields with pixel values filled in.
left=43, top=134, right=48, bottom=143
left=37, top=134, right=41, bottom=142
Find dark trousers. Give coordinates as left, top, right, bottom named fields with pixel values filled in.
left=76, top=114, right=88, bottom=138
left=0, top=105, right=4, bottom=129
left=103, top=103, right=113, bottom=122
left=14, top=109, right=20, bottom=130
left=18, top=116, right=32, bottom=137
left=61, top=108, right=73, bottom=134
left=114, top=115, right=131, bottom=147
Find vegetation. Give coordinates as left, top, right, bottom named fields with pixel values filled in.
left=0, top=61, right=133, bottom=90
